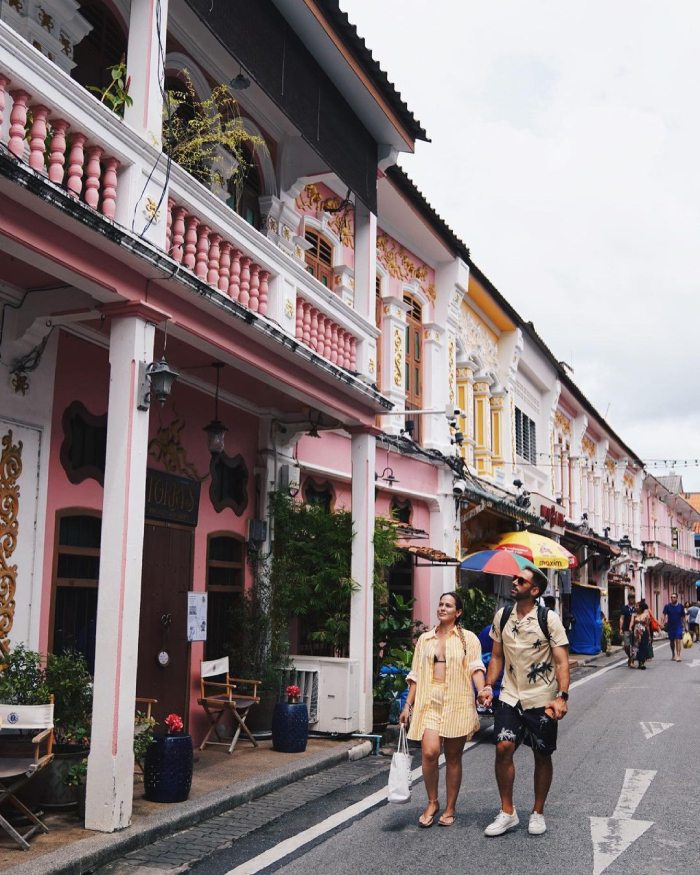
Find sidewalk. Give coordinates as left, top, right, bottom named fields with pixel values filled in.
left=0, top=737, right=371, bottom=875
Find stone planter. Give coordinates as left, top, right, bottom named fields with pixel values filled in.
left=40, top=745, right=89, bottom=810
left=245, top=690, right=277, bottom=733
left=271, top=701, right=309, bottom=753
left=143, top=734, right=193, bottom=803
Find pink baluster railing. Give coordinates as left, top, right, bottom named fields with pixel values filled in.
left=294, top=297, right=358, bottom=370
left=0, top=78, right=122, bottom=217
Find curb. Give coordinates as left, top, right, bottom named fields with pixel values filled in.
left=2, top=741, right=370, bottom=875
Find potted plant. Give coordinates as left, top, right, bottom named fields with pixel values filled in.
left=64, top=758, right=87, bottom=819
left=143, top=713, right=193, bottom=803
left=41, top=650, right=93, bottom=809
left=271, top=685, right=309, bottom=753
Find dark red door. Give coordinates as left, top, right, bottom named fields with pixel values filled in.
left=137, top=522, right=194, bottom=729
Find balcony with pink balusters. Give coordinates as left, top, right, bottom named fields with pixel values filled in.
left=0, top=74, right=121, bottom=218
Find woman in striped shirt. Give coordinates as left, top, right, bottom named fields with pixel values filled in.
left=399, top=591, right=486, bottom=827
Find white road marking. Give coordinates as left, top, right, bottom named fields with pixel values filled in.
left=640, top=721, right=673, bottom=740
left=590, top=769, right=656, bottom=875
left=686, top=659, right=700, bottom=667
left=224, top=657, right=628, bottom=875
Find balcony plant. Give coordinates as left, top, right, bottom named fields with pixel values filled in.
left=162, top=72, right=264, bottom=196
left=87, top=57, right=133, bottom=117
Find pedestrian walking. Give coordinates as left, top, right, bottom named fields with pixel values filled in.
left=687, top=602, right=700, bottom=642
left=476, top=567, right=569, bottom=837
left=400, top=592, right=486, bottom=828
left=630, top=601, right=651, bottom=669
left=662, top=593, right=686, bottom=661
left=619, top=592, right=637, bottom=659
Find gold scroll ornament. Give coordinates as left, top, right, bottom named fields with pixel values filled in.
left=0, top=430, right=23, bottom=641
left=393, top=329, right=403, bottom=387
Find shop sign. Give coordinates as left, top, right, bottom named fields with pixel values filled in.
left=145, top=468, right=200, bottom=526
left=540, top=504, right=565, bottom=529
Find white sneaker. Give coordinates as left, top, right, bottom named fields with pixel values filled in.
left=529, top=812, right=547, bottom=835
left=484, top=809, right=519, bottom=836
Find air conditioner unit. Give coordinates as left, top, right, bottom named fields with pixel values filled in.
left=286, top=656, right=359, bottom=733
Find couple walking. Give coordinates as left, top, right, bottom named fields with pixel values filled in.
left=399, top=567, right=569, bottom=836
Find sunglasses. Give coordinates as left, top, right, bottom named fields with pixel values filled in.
left=512, top=575, right=532, bottom=586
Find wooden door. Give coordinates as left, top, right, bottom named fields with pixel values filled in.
left=137, top=522, right=194, bottom=729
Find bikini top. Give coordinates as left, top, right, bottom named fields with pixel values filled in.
left=433, top=655, right=446, bottom=663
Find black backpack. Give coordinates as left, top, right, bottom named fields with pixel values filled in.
left=499, top=604, right=551, bottom=642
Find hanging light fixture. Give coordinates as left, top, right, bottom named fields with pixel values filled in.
left=140, top=357, right=179, bottom=409
left=307, top=411, right=322, bottom=438
left=230, top=65, right=251, bottom=91
left=380, top=466, right=399, bottom=485
left=203, top=363, right=228, bottom=455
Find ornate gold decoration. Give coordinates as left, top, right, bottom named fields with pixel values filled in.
left=426, top=283, right=436, bottom=301
left=60, top=35, right=72, bottom=56
left=38, top=9, right=54, bottom=31
left=32, top=40, right=42, bottom=51
left=9, top=0, right=23, bottom=11
left=490, top=396, right=504, bottom=408
left=623, top=472, right=634, bottom=490
left=393, top=329, right=403, bottom=387
left=554, top=410, right=572, bottom=436
left=148, top=407, right=207, bottom=482
left=424, top=329, right=433, bottom=341
left=334, top=275, right=341, bottom=286
left=267, top=217, right=277, bottom=233
left=414, top=265, right=428, bottom=282
left=368, top=358, right=375, bottom=374
left=350, top=278, right=354, bottom=290
left=11, top=373, right=29, bottom=396
left=295, top=245, right=303, bottom=259
left=376, top=234, right=434, bottom=300
left=605, top=459, right=615, bottom=475
left=328, top=211, right=354, bottom=248
left=448, top=336, right=455, bottom=406
left=456, top=367, right=471, bottom=379
left=582, top=435, right=595, bottom=457
left=282, top=226, right=291, bottom=240
left=473, top=382, right=489, bottom=393
left=284, top=300, right=294, bottom=319
left=383, top=305, right=389, bottom=315
left=144, top=197, right=161, bottom=224
left=0, top=429, right=22, bottom=641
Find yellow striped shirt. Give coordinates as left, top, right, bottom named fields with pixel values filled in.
left=407, top=626, right=485, bottom=741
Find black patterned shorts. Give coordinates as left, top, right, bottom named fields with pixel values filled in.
left=494, top=700, right=558, bottom=755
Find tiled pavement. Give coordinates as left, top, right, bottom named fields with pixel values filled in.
left=98, top=756, right=392, bottom=873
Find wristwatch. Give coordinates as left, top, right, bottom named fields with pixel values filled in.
left=556, top=691, right=569, bottom=701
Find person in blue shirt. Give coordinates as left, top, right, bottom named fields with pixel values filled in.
left=662, top=593, right=686, bottom=662
left=619, top=592, right=637, bottom=660
left=687, top=601, right=700, bottom=642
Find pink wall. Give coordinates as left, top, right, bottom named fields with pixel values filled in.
left=41, top=331, right=260, bottom=739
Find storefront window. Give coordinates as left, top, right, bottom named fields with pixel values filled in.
left=205, top=534, right=244, bottom=661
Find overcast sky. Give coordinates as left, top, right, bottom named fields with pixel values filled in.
left=341, top=0, right=700, bottom=490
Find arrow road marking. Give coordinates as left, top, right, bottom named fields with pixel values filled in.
left=640, top=721, right=674, bottom=740
left=590, top=769, right=656, bottom=875
left=686, top=659, right=700, bottom=667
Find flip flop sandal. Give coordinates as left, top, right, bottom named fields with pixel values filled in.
left=438, top=814, right=456, bottom=827
left=419, top=801, right=440, bottom=828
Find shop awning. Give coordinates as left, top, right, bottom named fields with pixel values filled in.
left=461, top=482, right=546, bottom=527
left=400, top=545, right=460, bottom=567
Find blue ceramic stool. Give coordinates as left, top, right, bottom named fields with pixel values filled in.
left=144, top=734, right=193, bottom=803
left=272, top=701, right=309, bottom=753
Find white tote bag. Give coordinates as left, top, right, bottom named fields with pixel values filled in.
left=387, top=725, right=412, bottom=804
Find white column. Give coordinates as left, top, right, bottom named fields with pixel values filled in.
left=349, top=429, right=376, bottom=733
left=354, top=201, right=377, bottom=322
left=124, top=0, right=169, bottom=140
left=85, top=302, right=168, bottom=832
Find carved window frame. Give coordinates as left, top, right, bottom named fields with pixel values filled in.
left=209, top=452, right=249, bottom=516
left=303, top=478, right=336, bottom=513
left=60, top=400, right=108, bottom=486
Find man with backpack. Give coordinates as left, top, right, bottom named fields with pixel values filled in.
left=477, top=566, right=570, bottom=837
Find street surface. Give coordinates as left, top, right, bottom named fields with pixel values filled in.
left=106, top=647, right=700, bottom=875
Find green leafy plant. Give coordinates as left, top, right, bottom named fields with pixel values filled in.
left=87, top=57, right=133, bottom=117
left=601, top=616, right=612, bottom=652
left=162, top=72, right=264, bottom=194
left=44, top=651, right=93, bottom=746
left=373, top=592, right=426, bottom=702
left=64, top=757, right=87, bottom=788
left=133, top=711, right=157, bottom=769
left=455, top=585, right=498, bottom=635
left=0, top=644, right=50, bottom=706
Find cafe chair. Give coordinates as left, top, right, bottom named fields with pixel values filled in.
left=197, top=657, right=260, bottom=755
left=0, top=701, right=55, bottom=851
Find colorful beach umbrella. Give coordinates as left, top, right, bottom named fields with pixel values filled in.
left=460, top=549, right=543, bottom=577
left=494, top=531, right=577, bottom=569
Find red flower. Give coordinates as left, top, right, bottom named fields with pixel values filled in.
left=165, top=713, right=183, bottom=734
left=286, top=685, right=301, bottom=697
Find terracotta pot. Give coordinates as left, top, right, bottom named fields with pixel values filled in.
left=372, top=700, right=391, bottom=732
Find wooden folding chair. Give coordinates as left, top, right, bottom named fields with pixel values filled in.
left=197, top=657, right=261, bottom=754
left=0, top=701, right=54, bottom=851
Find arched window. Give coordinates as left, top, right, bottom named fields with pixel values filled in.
left=51, top=511, right=102, bottom=672
left=304, top=229, right=333, bottom=288
left=205, top=534, right=245, bottom=660
left=390, top=496, right=412, bottom=525
left=228, top=144, right=262, bottom=229
left=403, top=293, right=423, bottom=442
left=72, top=1, right=128, bottom=92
